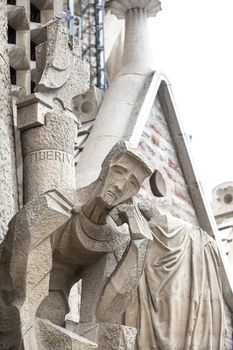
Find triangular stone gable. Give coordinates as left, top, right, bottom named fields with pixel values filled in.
left=138, top=96, right=199, bottom=225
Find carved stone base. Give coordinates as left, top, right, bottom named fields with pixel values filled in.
left=66, top=321, right=137, bottom=350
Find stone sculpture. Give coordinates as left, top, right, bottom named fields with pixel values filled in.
left=1, top=6, right=231, bottom=350
left=124, top=200, right=226, bottom=350
left=0, top=141, right=153, bottom=350
left=17, top=19, right=89, bottom=204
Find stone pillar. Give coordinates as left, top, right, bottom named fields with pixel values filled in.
left=17, top=95, right=77, bottom=204
left=123, top=9, right=153, bottom=70
left=0, top=0, right=18, bottom=240
left=75, top=0, right=161, bottom=188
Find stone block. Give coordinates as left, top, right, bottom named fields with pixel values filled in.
left=67, top=321, right=136, bottom=350
left=36, top=319, right=97, bottom=350
left=17, top=94, right=51, bottom=131
left=73, top=86, right=104, bottom=124
left=0, top=191, right=71, bottom=350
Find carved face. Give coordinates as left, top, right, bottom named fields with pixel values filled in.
left=99, top=153, right=148, bottom=209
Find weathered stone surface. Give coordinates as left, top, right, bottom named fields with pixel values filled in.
left=67, top=321, right=136, bottom=350
left=0, top=191, right=71, bottom=349
left=17, top=94, right=49, bottom=131
left=35, top=20, right=89, bottom=112
left=20, top=105, right=77, bottom=203
left=211, top=183, right=233, bottom=347
left=124, top=207, right=226, bottom=350
left=96, top=204, right=152, bottom=323
left=40, top=141, right=153, bottom=329
left=0, top=0, right=18, bottom=241
left=1, top=141, right=153, bottom=348
left=73, top=86, right=104, bottom=124
left=36, top=318, right=97, bottom=350
left=212, top=182, right=233, bottom=218
left=17, top=20, right=89, bottom=204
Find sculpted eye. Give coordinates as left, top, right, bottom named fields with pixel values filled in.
left=129, top=181, right=138, bottom=189
left=115, top=169, right=124, bottom=175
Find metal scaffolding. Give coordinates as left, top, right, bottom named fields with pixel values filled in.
left=80, top=0, right=107, bottom=90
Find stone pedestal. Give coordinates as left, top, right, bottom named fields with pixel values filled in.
left=67, top=321, right=137, bottom=350
left=17, top=93, right=77, bottom=204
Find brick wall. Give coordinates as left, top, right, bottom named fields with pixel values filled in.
left=138, top=96, right=199, bottom=225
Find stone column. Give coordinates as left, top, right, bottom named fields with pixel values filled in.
left=110, top=0, right=161, bottom=71
left=17, top=95, right=77, bottom=204
left=0, top=0, right=18, bottom=240
left=75, top=0, right=161, bottom=188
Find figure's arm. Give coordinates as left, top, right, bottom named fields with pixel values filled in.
left=96, top=203, right=152, bottom=323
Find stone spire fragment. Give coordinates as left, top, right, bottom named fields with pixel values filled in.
left=76, top=0, right=161, bottom=187
left=111, top=0, right=161, bottom=71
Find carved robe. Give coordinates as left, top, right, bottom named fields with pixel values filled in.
left=125, top=214, right=225, bottom=350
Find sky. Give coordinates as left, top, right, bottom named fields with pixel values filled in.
left=148, top=0, right=233, bottom=202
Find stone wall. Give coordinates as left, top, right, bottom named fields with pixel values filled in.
left=0, top=0, right=18, bottom=241
left=224, top=302, right=233, bottom=350
left=138, top=96, right=199, bottom=226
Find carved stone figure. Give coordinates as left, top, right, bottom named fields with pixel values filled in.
left=38, top=141, right=153, bottom=326
left=0, top=141, right=153, bottom=350
left=124, top=200, right=226, bottom=350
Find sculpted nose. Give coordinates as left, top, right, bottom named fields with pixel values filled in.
left=114, top=178, right=126, bottom=192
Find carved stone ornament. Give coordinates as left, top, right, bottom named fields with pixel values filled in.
left=16, top=20, right=90, bottom=204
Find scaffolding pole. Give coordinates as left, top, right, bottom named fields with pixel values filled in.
left=81, top=0, right=107, bottom=90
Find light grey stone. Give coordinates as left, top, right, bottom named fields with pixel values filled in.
left=0, top=191, right=71, bottom=350
left=0, top=0, right=18, bottom=241
left=7, top=4, right=29, bottom=30
left=73, top=86, right=104, bottom=124
left=36, top=318, right=97, bottom=350
left=67, top=321, right=136, bottom=350
left=0, top=140, right=151, bottom=348
left=211, top=182, right=233, bottom=280
left=76, top=0, right=158, bottom=188
left=124, top=208, right=226, bottom=350
left=35, top=20, right=89, bottom=112
left=41, top=141, right=153, bottom=329
left=16, top=20, right=90, bottom=204
left=20, top=106, right=77, bottom=203
left=110, top=0, right=161, bottom=19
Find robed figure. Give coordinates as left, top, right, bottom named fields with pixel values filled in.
left=125, top=208, right=225, bottom=350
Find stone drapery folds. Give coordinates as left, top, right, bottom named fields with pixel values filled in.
left=125, top=210, right=226, bottom=350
